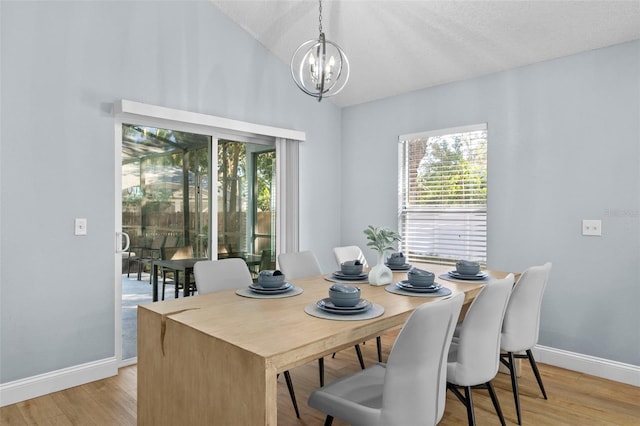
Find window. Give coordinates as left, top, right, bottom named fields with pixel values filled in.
left=398, top=124, right=487, bottom=265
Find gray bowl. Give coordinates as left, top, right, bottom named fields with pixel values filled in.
left=258, top=270, right=286, bottom=288
left=328, top=284, right=361, bottom=307
left=340, top=261, right=364, bottom=276
left=387, top=252, right=406, bottom=266
left=407, top=268, right=435, bottom=287
left=456, top=261, right=480, bottom=276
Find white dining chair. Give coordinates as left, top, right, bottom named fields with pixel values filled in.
left=193, top=258, right=301, bottom=418
left=446, top=274, right=514, bottom=426
left=333, top=245, right=369, bottom=268
left=500, top=262, right=552, bottom=425
left=333, top=245, right=383, bottom=363
left=278, top=250, right=366, bottom=386
left=278, top=250, right=322, bottom=279
left=308, top=293, right=464, bottom=426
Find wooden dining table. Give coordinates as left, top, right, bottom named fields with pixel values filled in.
left=137, top=262, right=512, bottom=425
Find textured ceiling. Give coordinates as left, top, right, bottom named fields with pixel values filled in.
left=211, top=0, right=640, bottom=107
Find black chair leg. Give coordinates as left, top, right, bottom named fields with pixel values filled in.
left=324, top=415, right=334, bottom=426
left=376, top=336, right=382, bottom=362
left=505, top=352, right=522, bottom=425
left=464, top=386, right=476, bottom=426
left=526, top=349, right=548, bottom=399
left=354, top=344, right=365, bottom=369
left=283, top=370, right=300, bottom=418
left=486, top=380, right=506, bottom=426
left=318, top=357, right=324, bottom=387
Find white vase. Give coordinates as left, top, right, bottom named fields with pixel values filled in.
left=368, top=252, right=393, bottom=286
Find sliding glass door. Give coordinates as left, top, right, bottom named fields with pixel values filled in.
left=217, top=140, right=276, bottom=273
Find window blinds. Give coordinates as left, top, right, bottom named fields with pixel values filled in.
left=399, top=125, right=487, bottom=265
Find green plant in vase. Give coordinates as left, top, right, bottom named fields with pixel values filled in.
left=364, top=225, right=401, bottom=286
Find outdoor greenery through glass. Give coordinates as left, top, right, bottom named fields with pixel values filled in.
left=400, top=126, right=487, bottom=265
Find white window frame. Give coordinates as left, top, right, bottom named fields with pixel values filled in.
left=398, top=123, right=487, bottom=265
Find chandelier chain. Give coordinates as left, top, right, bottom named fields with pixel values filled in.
left=318, top=0, right=323, bottom=34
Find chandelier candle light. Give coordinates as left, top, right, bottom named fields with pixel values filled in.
left=290, top=0, right=350, bottom=101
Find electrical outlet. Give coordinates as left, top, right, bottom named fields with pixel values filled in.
left=582, top=219, right=601, bottom=236
left=75, top=218, right=88, bottom=236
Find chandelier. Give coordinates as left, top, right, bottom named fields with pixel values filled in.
left=290, top=0, right=350, bottom=102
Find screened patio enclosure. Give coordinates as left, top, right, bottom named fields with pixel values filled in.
left=121, top=124, right=276, bottom=271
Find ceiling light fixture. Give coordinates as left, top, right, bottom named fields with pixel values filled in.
left=290, top=0, right=350, bottom=102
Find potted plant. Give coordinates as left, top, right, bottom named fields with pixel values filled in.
left=363, top=225, right=401, bottom=285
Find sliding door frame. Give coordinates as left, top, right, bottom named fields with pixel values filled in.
left=113, top=100, right=304, bottom=365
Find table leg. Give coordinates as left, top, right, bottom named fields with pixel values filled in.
left=174, top=270, right=180, bottom=299
left=152, top=263, right=159, bottom=302
left=184, top=267, right=193, bottom=297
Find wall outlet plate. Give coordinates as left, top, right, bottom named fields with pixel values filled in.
left=582, top=219, right=601, bottom=236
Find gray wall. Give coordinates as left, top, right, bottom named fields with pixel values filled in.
left=0, top=0, right=342, bottom=383
left=1, top=0, right=638, bottom=387
left=340, top=40, right=640, bottom=365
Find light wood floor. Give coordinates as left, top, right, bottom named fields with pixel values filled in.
left=2, top=331, right=639, bottom=425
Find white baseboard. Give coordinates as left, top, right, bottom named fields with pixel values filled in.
left=2, top=346, right=638, bottom=408
left=0, top=357, right=118, bottom=407
left=533, top=345, right=640, bottom=387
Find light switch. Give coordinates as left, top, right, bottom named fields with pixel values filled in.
left=582, top=219, right=601, bottom=236
left=75, top=218, right=88, bottom=236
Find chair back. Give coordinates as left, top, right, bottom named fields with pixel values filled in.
left=278, top=251, right=322, bottom=279
left=333, top=245, right=369, bottom=268
left=380, top=293, right=464, bottom=425
left=163, top=235, right=180, bottom=248
left=193, top=258, right=252, bottom=295
left=501, top=262, right=552, bottom=352
left=448, top=274, right=514, bottom=386
left=259, top=249, right=275, bottom=271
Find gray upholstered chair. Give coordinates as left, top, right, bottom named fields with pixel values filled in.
left=278, top=250, right=366, bottom=387
left=446, top=274, right=514, bottom=426
left=333, top=245, right=383, bottom=362
left=308, top=293, right=464, bottom=426
left=500, top=262, right=552, bottom=425
left=193, top=258, right=301, bottom=418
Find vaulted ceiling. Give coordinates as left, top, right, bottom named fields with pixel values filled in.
left=211, top=0, right=640, bottom=107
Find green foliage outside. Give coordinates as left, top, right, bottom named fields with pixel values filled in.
left=413, top=130, right=487, bottom=207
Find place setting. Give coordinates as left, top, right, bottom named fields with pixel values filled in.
left=385, top=266, right=452, bottom=297
left=325, top=260, right=369, bottom=283
left=439, top=260, right=491, bottom=283
left=305, top=284, right=384, bottom=321
left=384, top=251, right=412, bottom=271
left=236, top=270, right=303, bottom=299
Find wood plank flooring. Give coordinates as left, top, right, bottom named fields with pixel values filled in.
left=2, top=331, right=639, bottom=425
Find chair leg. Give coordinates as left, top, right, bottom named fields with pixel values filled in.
left=505, top=352, right=522, bottom=425
left=324, top=415, right=334, bottom=426
left=354, top=344, right=365, bottom=369
left=526, top=349, right=548, bottom=399
left=283, top=370, right=300, bottom=418
left=376, top=335, right=382, bottom=362
left=318, top=357, right=324, bottom=387
left=464, top=386, right=476, bottom=426
left=486, top=380, right=506, bottom=426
